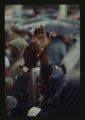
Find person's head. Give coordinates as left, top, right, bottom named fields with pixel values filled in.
left=5, top=77, right=14, bottom=96
left=8, top=26, right=26, bottom=40
left=9, top=38, right=28, bottom=58
left=8, top=30, right=17, bottom=40
left=63, top=35, right=71, bottom=44
left=23, top=41, right=40, bottom=68
left=5, top=96, right=17, bottom=116
left=64, top=34, right=77, bottom=51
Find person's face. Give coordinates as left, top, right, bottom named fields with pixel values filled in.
left=64, top=35, right=71, bottom=43
left=10, top=46, right=19, bottom=58
left=8, top=31, right=17, bottom=40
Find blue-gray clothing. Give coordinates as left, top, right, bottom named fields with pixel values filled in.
left=40, top=63, right=66, bottom=103
left=46, top=40, right=66, bottom=65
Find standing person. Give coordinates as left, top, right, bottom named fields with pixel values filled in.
left=11, top=25, right=80, bottom=116
left=8, top=38, right=28, bottom=80
left=11, top=25, right=56, bottom=116
left=6, top=26, right=27, bottom=64
left=11, top=41, right=41, bottom=116
left=46, top=34, right=71, bottom=66
left=26, top=26, right=80, bottom=116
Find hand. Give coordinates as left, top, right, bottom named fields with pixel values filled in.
left=23, top=25, right=56, bottom=67
left=32, top=25, right=56, bottom=52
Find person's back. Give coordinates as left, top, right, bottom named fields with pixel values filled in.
left=46, top=39, right=66, bottom=66
left=8, top=37, right=28, bottom=80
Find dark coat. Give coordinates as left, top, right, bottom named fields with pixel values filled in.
left=40, top=63, right=66, bottom=104
left=11, top=63, right=66, bottom=116
left=11, top=75, right=31, bottom=116
left=38, top=79, right=80, bottom=116
left=11, top=63, right=65, bottom=116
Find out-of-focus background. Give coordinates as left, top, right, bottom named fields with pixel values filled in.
left=5, top=5, right=80, bottom=81
left=5, top=5, right=80, bottom=31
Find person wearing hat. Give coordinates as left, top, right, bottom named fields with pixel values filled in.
left=5, top=96, right=17, bottom=116
left=8, top=37, right=28, bottom=80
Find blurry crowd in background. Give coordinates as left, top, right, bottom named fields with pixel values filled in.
left=5, top=5, right=80, bottom=116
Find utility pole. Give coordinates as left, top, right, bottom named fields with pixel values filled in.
left=58, top=5, right=68, bottom=19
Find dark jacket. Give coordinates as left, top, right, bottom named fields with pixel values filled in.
left=11, top=75, right=31, bottom=116
left=11, top=63, right=65, bottom=116
left=46, top=40, right=66, bottom=65
left=38, top=79, right=80, bottom=116
left=40, top=63, right=66, bottom=104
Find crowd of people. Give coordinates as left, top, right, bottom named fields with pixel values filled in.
left=5, top=5, right=80, bottom=116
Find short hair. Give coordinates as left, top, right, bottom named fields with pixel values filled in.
left=23, top=41, right=39, bottom=68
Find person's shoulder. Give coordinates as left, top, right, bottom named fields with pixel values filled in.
left=57, top=40, right=65, bottom=47
left=10, top=58, right=24, bottom=71
left=15, top=58, right=24, bottom=65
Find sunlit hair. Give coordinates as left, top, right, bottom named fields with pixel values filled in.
left=23, top=41, right=40, bottom=68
